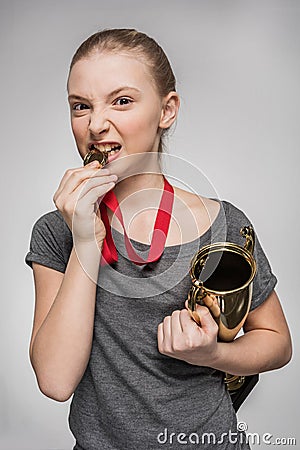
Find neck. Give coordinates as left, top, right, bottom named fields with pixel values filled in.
left=113, top=173, right=165, bottom=203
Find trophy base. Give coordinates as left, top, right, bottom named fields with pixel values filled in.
left=228, top=374, right=259, bottom=412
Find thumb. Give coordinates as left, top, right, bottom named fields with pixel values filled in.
left=195, top=305, right=218, bottom=335
left=185, top=299, right=202, bottom=326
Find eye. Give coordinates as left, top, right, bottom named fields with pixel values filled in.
left=114, top=97, right=132, bottom=106
left=72, top=103, right=90, bottom=111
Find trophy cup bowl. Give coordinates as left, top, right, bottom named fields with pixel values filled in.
left=187, top=226, right=257, bottom=394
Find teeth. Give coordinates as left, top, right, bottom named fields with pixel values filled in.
left=94, top=144, right=106, bottom=152
left=93, top=143, right=121, bottom=153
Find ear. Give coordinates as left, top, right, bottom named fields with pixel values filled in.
left=159, top=91, right=180, bottom=129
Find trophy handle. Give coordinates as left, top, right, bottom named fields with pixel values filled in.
left=187, top=284, right=221, bottom=326
left=187, top=283, right=206, bottom=326
left=241, top=226, right=255, bottom=255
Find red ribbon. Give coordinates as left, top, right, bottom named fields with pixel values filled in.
left=99, top=178, right=174, bottom=265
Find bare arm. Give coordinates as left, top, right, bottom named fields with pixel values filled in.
left=209, top=290, right=292, bottom=375
left=157, top=290, right=292, bottom=375
left=30, top=243, right=99, bottom=402
left=29, top=161, right=117, bottom=401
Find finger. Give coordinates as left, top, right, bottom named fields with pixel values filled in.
left=55, top=161, right=98, bottom=193
left=61, top=165, right=111, bottom=196
left=160, top=315, right=172, bottom=353
left=185, top=301, right=202, bottom=326
left=171, top=310, right=183, bottom=338
left=77, top=174, right=118, bottom=199
left=157, top=323, right=164, bottom=352
left=202, top=294, right=220, bottom=319
left=179, top=309, right=200, bottom=335
left=74, top=181, right=116, bottom=214
left=195, top=305, right=218, bottom=335
left=54, top=163, right=111, bottom=200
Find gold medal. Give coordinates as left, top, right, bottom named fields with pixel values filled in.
left=83, top=149, right=108, bottom=167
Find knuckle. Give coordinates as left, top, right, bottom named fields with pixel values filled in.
left=93, top=185, right=110, bottom=197
left=53, top=195, right=63, bottom=210
left=164, top=345, right=171, bottom=356
left=186, top=336, right=198, bottom=350
left=180, top=309, right=189, bottom=320
left=211, top=321, right=219, bottom=334
left=70, top=170, right=81, bottom=182
left=100, top=175, right=111, bottom=184
left=65, top=168, right=73, bottom=175
left=184, top=335, right=194, bottom=349
left=63, top=200, right=74, bottom=215
left=158, top=341, right=166, bottom=354
left=97, top=184, right=110, bottom=193
left=161, top=344, right=169, bottom=356
left=171, top=338, right=184, bottom=353
left=65, top=168, right=73, bottom=177
left=182, top=335, right=195, bottom=351
left=197, top=305, right=209, bottom=315
left=163, top=315, right=170, bottom=324
left=171, top=343, right=178, bottom=353
left=157, top=340, right=163, bottom=353
left=53, top=194, right=58, bottom=207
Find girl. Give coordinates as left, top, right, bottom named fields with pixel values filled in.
left=26, top=29, right=291, bottom=449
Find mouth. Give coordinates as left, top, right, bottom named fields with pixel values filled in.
left=88, top=142, right=122, bottom=158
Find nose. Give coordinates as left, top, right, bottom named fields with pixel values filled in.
left=88, top=108, right=110, bottom=136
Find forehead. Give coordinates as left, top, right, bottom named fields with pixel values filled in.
left=68, top=52, right=157, bottom=96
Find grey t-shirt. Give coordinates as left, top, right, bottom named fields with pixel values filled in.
left=25, top=200, right=277, bottom=450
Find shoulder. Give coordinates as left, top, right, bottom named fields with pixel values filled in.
left=173, top=187, right=253, bottom=241
left=173, top=187, right=220, bottom=216
left=220, top=200, right=253, bottom=240
left=173, top=187, right=221, bottom=238
left=26, top=209, right=72, bottom=271
left=173, top=186, right=252, bottom=224
left=29, top=209, right=72, bottom=248
left=220, top=199, right=250, bottom=220
left=32, top=209, right=69, bottom=233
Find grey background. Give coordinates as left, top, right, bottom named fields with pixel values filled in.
left=1, top=0, right=299, bottom=448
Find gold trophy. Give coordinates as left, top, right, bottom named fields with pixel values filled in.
left=83, top=149, right=109, bottom=167
left=187, top=226, right=257, bottom=405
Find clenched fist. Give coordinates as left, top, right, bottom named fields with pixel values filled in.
left=157, top=301, right=219, bottom=367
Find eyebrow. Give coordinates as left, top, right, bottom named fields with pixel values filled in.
left=107, top=86, right=141, bottom=99
left=68, top=86, right=141, bottom=103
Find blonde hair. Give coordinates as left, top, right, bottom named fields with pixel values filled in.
left=69, top=28, right=177, bottom=153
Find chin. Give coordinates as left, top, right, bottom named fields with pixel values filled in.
left=109, top=152, right=160, bottom=181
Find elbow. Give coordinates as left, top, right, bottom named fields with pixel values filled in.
left=31, top=361, right=75, bottom=402
left=42, top=390, right=73, bottom=403
left=273, top=334, right=293, bottom=371
left=30, top=349, right=76, bottom=402
left=36, top=377, right=74, bottom=402
left=281, top=337, right=293, bottom=367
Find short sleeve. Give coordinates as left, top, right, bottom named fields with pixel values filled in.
left=250, top=233, right=277, bottom=310
left=223, top=201, right=277, bottom=311
left=25, top=210, right=73, bottom=273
